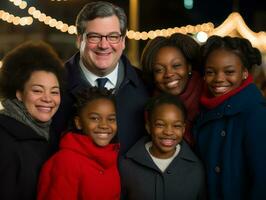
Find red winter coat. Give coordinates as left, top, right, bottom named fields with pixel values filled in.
left=37, top=132, right=120, bottom=200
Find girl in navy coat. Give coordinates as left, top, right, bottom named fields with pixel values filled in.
left=194, top=35, right=266, bottom=200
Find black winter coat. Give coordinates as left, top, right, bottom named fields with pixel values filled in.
left=0, top=115, right=51, bottom=200
left=119, top=136, right=206, bottom=200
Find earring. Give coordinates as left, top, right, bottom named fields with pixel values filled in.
left=244, top=76, right=247, bottom=80
left=188, top=71, right=192, bottom=78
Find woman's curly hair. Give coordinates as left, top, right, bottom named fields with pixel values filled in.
left=0, top=40, right=65, bottom=100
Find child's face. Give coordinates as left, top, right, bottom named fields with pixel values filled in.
left=204, top=49, right=248, bottom=97
left=74, top=98, right=117, bottom=147
left=146, top=103, right=185, bottom=159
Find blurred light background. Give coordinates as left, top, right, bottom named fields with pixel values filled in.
left=0, top=0, right=265, bottom=62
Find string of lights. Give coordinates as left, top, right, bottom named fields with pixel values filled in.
left=0, top=0, right=265, bottom=52
left=4, top=0, right=214, bottom=38
left=0, top=9, right=33, bottom=26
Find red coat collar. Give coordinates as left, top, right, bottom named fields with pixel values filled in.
left=60, top=132, right=119, bottom=169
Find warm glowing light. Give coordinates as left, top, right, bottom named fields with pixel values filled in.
left=33, top=10, right=41, bottom=19
left=148, top=31, right=156, bottom=39
left=155, top=29, right=162, bottom=37
left=38, top=13, right=46, bottom=22
left=68, top=25, right=77, bottom=34
left=140, top=31, right=148, bottom=40
left=44, top=16, right=52, bottom=25
left=60, top=23, right=68, bottom=32
left=2, top=12, right=9, bottom=21
left=196, top=31, right=208, bottom=43
left=56, top=21, right=63, bottom=30
left=161, top=29, right=169, bottom=37
left=0, top=9, right=33, bottom=26
left=27, top=17, right=33, bottom=25
left=19, top=1, right=27, bottom=9
left=3, top=0, right=266, bottom=52
left=19, top=17, right=26, bottom=26
left=186, top=25, right=194, bottom=33
left=167, top=28, right=175, bottom=35
left=12, top=16, right=20, bottom=25
left=49, top=19, right=57, bottom=27
left=134, top=31, right=141, bottom=40
left=28, top=7, right=36, bottom=15
left=14, top=0, right=22, bottom=6
left=7, top=14, right=14, bottom=23
left=209, top=12, right=266, bottom=52
left=126, top=30, right=135, bottom=39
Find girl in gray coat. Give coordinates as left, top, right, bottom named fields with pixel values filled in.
left=119, top=93, right=206, bottom=200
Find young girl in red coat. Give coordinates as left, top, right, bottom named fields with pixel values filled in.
left=37, top=87, right=120, bottom=200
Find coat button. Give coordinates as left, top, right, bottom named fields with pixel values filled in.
left=215, top=166, right=221, bottom=173
left=99, top=170, right=104, bottom=174
left=227, top=104, right=231, bottom=108
left=220, top=130, right=226, bottom=136
left=166, top=170, right=171, bottom=174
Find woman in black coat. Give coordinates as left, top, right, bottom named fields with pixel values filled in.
left=0, top=41, right=64, bottom=200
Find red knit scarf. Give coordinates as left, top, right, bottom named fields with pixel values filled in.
left=179, top=72, right=203, bottom=146
left=200, top=75, right=253, bottom=109
left=179, top=71, right=203, bottom=122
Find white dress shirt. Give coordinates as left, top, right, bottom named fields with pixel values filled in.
left=79, top=59, right=118, bottom=89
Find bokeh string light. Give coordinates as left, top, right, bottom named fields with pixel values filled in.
left=0, top=9, right=33, bottom=26
left=27, top=6, right=76, bottom=34
left=1, top=0, right=266, bottom=52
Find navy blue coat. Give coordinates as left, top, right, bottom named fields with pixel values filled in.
left=52, top=53, right=149, bottom=154
left=119, top=136, right=206, bottom=200
left=193, top=84, right=266, bottom=200
left=0, top=115, right=51, bottom=200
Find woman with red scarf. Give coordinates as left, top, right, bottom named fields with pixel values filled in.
left=141, top=33, right=203, bottom=147
left=193, top=35, right=266, bottom=200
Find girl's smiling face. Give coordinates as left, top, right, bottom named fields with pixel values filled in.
left=204, top=49, right=248, bottom=97
left=74, top=98, right=117, bottom=147
left=146, top=103, right=185, bottom=159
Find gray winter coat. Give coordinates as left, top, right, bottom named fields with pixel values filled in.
left=119, top=136, right=206, bottom=200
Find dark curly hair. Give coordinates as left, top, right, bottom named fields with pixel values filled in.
left=0, top=40, right=65, bottom=100
left=74, top=87, right=116, bottom=116
left=141, top=33, right=201, bottom=87
left=145, top=93, right=187, bottom=123
left=201, top=35, right=262, bottom=71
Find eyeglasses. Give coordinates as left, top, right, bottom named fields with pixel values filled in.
left=85, top=33, right=122, bottom=44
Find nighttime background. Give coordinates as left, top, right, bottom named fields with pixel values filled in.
left=0, top=0, right=265, bottom=62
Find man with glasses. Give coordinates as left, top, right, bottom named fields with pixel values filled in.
left=52, top=1, right=149, bottom=154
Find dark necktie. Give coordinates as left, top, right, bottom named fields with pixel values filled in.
left=96, top=78, right=108, bottom=89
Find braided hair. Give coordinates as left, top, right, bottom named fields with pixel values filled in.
left=201, top=35, right=262, bottom=71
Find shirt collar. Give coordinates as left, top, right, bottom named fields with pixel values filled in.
left=79, top=59, right=118, bottom=89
